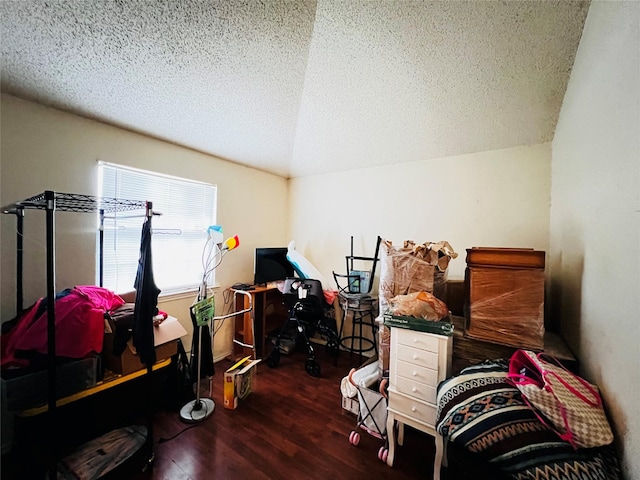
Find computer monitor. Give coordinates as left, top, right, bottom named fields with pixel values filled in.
left=253, top=247, right=294, bottom=286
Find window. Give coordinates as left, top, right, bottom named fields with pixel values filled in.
left=98, top=162, right=217, bottom=295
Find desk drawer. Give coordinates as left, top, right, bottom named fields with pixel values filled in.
left=396, top=345, right=439, bottom=370
left=389, top=392, right=436, bottom=426
left=395, top=328, right=440, bottom=353
left=395, top=376, right=437, bottom=404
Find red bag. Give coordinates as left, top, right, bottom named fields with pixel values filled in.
left=507, top=349, right=613, bottom=449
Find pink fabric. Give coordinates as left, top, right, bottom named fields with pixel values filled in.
left=323, top=289, right=339, bottom=305
left=1, top=299, right=43, bottom=368
left=2, top=286, right=124, bottom=368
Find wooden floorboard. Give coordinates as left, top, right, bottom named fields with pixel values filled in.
left=2, top=346, right=443, bottom=479
left=148, top=347, right=437, bottom=480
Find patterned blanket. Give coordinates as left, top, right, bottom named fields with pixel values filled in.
left=436, top=360, right=620, bottom=480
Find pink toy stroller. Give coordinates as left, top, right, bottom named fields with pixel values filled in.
left=347, top=368, right=390, bottom=462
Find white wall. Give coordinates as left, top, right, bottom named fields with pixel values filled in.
left=550, top=2, right=639, bottom=478
left=0, top=94, right=290, bottom=359
left=289, top=143, right=552, bottom=286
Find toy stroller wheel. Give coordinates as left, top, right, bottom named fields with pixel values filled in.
left=378, top=446, right=388, bottom=463
left=266, top=348, right=280, bottom=368
left=305, top=359, right=320, bottom=377
left=349, top=431, right=360, bottom=446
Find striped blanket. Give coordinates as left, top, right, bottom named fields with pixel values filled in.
left=436, top=360, right=620, bottom=480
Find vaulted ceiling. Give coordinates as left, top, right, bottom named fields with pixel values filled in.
left=1, top=0, right=590, bottom=178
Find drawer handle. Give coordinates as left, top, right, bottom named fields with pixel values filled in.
left=412, top=387, right=418, bottom=393
left=412, top=371, right=418, bottom=376
left=412, top=354, right=419, bottom=360
left=413, top=338, right=418, bottom=343
left=411, top=406, right=417, bottom=412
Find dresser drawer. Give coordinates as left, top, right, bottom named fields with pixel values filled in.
left=389, top=392, right=437, bottom=426
left=387, top=327, right=453, bottom=470
left=395, top=376, right=437, bottom=404
left=395, top=360, right=438, bottom=386
left=395, top=328, right=441, bottom=353
left=396, top=345, right=439, bottom=370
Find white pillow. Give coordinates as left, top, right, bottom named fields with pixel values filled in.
left=286, top=240, right=328, bottom=287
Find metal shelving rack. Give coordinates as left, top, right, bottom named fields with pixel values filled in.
left=2, top=190, right=153, bottom=479
left=4, top=191, right=150, bottom=311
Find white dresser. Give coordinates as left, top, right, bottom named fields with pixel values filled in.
left=385, top=326, right=452, bottom=479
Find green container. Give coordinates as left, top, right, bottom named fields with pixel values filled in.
left=383, top=312, right=454, bottom=336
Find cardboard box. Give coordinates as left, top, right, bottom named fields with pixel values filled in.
left=379, top=240, right=458, bottom=312
left=376, top=315, right=390, bottom=377
left=102, top=315, right=187, bottom=375
left=223, top=356, right=261, bottom=409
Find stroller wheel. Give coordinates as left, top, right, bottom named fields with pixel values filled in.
left=378, top=446, right=388, bottom=463
left=349, top=431, right=360, bottom=446
left=305, top=359, right=320, bottom=377
left=266, top=348, right=280, bottom=368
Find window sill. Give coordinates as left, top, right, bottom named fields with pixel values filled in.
left=158, top=286, right=219, bottom=302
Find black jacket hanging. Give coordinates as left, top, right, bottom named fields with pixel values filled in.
left=133, top=216, right=161, bottom=367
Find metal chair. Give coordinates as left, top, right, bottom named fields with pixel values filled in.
left=344, top=236, right=381, bottom=294
left=333, top=236, right=381, bottom=360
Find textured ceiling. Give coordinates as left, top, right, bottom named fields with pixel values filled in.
left=1, top=0, right=589, bottom=178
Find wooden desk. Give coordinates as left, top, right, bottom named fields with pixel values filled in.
left=233, top=286, right=288, bottom=359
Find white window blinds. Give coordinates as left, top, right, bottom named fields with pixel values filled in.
left=98, top=162, right=217, bottom=295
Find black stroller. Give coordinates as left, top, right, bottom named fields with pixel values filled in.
left=266, top=278, right=339, bottom=377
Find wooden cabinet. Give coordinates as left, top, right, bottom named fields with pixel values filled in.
left=450, top=314, right=577, bottom=375
left=465, top=247, right=546, bottom=350
left=386, top=327, right=452, bottom=479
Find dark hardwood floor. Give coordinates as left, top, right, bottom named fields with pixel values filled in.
left=150, top=347, right=438, bottom=480
left=2, top=346, right=444, bottom=479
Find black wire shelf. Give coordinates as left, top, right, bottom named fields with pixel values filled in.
left=2, top=191, right=148, bottom=214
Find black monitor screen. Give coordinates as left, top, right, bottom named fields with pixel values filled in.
left=254, top=247, right=294, bottom=285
